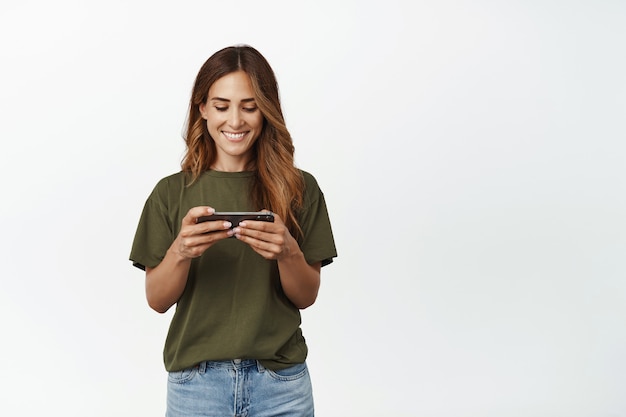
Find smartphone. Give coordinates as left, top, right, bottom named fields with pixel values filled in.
left=196, top=211, right=275, bottom=228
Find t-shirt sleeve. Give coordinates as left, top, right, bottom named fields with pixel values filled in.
left=129, top=179, right=176, bottom=270
left=298, top=172, right=337, bottom=267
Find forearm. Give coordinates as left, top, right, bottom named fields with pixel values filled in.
left=278, top=249, right=321, bottom=309
left=145, top=246, right=192, bottom=313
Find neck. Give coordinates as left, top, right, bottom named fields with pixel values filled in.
left=210, top=159, right=255, bottom=172
left=211, top=148, right=258, bottom=171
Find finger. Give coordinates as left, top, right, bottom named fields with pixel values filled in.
left=234, top=233, right=280, bottom=259
left=197, top=220, right=234, bottom=235
left=185, top=228, right=234, bottom=245
left=178, top=228, right=233, bottom=257
left=234, top=228, right=283, bottom=252
left=180, top=219, right=232, bottom=239
left=183, top=206, right=216, bottom=225
left=233, top=224, right=279, bottom=245
left=182, top=207, right=235, bottom=236
left=236, top=219, right=277, bottom=234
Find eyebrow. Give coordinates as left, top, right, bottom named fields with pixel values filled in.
left=209, top=97, right=256, bottom=103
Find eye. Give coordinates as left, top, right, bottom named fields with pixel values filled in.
left=242, top=107, right=258, bottom=113
left=214, top=106, right=228, bottom=112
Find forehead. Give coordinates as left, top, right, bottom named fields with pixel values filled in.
left=208, top=71, right=255, bottom=100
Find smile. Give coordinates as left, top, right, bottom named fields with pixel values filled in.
left=223, top=131, right=246, bottom=140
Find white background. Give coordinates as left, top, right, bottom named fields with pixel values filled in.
left=1, top=1, right=625, bottom=416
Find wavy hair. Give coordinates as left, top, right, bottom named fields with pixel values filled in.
left=181, top=45, right=305, bottom=239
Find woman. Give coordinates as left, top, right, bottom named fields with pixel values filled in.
left=130, top=45, right=337, bottom=417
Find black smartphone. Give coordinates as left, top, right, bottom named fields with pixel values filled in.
left=196, top=211, right=274, bottom=228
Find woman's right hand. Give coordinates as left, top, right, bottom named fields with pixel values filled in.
left=172, top=206, right=234, bottom=259
left=145, top=206, right=233, bottom=313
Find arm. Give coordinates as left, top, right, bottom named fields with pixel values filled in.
left=277, top=250, right=321, bottom=309
left=145, top=249, right=191, bottom=314
left=233, top=213, right=321, bottom=309
left=145, top=206, right=234, bottom=313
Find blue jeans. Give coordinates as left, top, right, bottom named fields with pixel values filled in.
left=166, top=359, right=314, bottom=417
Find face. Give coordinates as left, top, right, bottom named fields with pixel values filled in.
left=199, top=71, right=264, bottom=171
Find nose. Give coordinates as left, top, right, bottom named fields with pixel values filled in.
left=228, top=109, right=244, bottom=129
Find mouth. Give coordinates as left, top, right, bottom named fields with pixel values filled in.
left=222, top=131, right=247, bottom=140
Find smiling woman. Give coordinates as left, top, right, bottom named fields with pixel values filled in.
left=199, top=71, right=264, bottom=172
left=129, top=45, right=337, bottom=417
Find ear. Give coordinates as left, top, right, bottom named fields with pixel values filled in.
left=199, top=102, right=208, bottom=120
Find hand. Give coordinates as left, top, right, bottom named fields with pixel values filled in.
left=171, top=206, right=234, bottom=259
left=233, top=211, right=299, bottom=260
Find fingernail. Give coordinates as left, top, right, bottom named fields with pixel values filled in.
left=224, top=221, right=232, bottom=229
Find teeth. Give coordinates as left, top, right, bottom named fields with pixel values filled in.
left=224, top=132, right=245, bottom=139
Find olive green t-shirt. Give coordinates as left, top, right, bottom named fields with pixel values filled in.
left=130, top=169, right=337, bottom=372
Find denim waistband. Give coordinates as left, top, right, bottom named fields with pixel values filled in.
left=198, top=359, right=262, bottom=372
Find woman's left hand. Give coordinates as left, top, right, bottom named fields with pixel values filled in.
left=235, top=210, right=321, bottom=309
left=232, top=211, right=298, bottom=261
